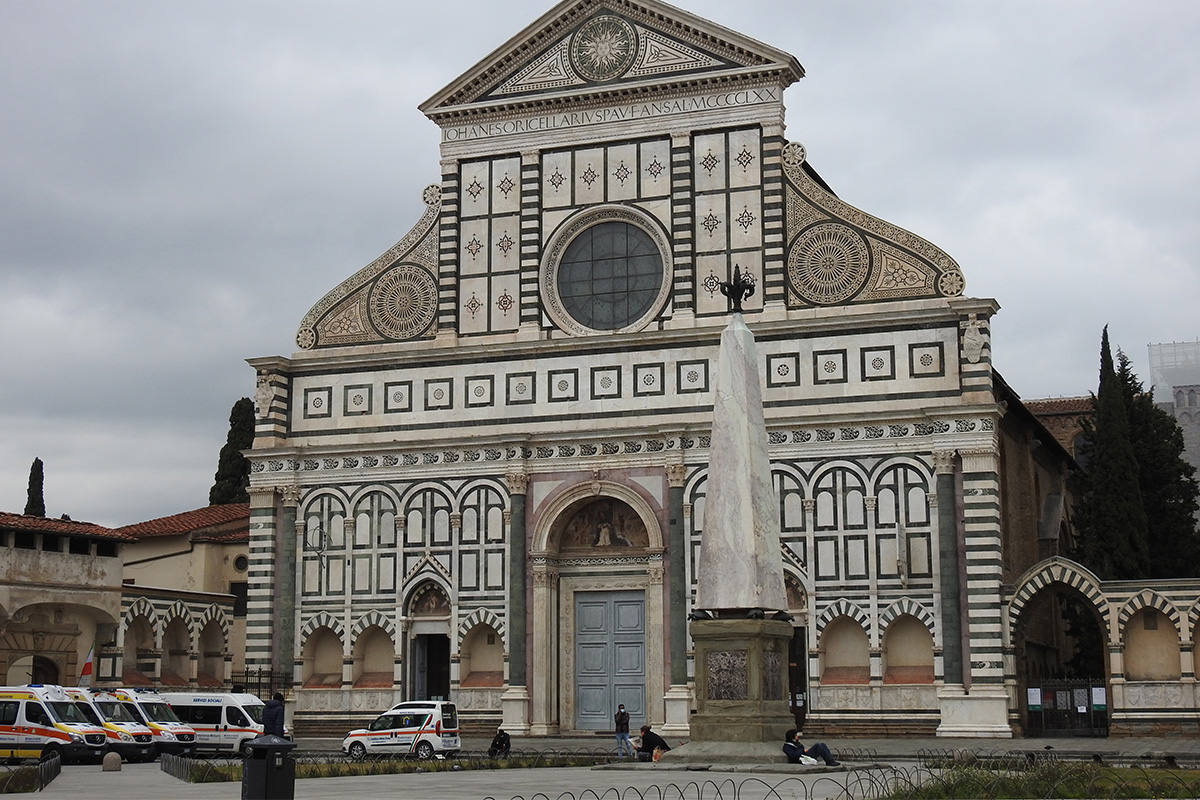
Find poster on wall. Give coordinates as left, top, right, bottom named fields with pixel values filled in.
left=1026, top=688, right=1042, bottom=711
left=1091, top=686, right=1107, bottom=710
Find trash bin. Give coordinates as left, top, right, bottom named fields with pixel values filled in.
left=241, top=734, right=296, bottom=800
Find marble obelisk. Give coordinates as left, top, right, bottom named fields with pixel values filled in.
left=663, top=270, right=794, bottom=762
left=694, top=311, right=788, bottom=615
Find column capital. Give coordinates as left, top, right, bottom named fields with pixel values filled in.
left=247, top=485, right=277, bottom=502
left=278, top=486, right=302, bottom=506
left=506, top=471, right=530, bottom=495
left=670, top=131, right=691, bottom=148
left=931, top=449, right=957, bottom=475
left=665, top=462, right=687, bottom=488
left=521, top=150, right=540, bottom=165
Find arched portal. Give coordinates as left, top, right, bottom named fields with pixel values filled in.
left=406, top=581, right=451, bottom=700
left=1012, top=579, right=1107, bottom=736
left=530, top=481, right=666, bottom=735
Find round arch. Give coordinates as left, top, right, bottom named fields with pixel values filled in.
left=531, top=479, right=665, bottom=555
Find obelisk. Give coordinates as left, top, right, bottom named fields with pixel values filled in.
left=662, top=267, right=794, bottom=763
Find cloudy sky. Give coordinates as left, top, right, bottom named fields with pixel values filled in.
left=2, top=0, right=1198, bottom=526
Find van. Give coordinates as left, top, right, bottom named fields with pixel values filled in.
left=159, top=692, right=268, bottom=754
left=64, top=687, right=155, bottom=762
left=0, top=685, right=108, bottom=762
left=341, top=700, right=459, bottom=759
left=104, top=688, right=196, bottom=756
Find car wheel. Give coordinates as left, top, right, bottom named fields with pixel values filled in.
left=414, top=741, right=435, bottom=760
left=239, top=740, right=254, bottom=757
left=41, top=745, right=63, bottom=763
left=348, top=741, right=367, bottom=760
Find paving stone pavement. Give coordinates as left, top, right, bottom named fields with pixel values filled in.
left=29, top=735, right=1200, bottom=800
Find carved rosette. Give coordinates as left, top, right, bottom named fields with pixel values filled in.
left=368, top=264, right=438, bottom=340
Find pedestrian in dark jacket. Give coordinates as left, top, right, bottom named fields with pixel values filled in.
left=488, top=727, right=511, bottom=757
left=636, top=724, right=670, bottom=761
left=614, top=704, right=633, bottom=757
left=263, top=692, right=286, bottom=737
left=782, top=728, right=838, bottom=766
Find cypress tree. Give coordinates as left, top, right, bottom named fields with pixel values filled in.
left=24, top=457, right=45, bottom=517
left=1117, top=352, right=1200, bottom=577
left=1072, top=328, right=1150, bottom=580
left=209, top=397, right=255, bottom=505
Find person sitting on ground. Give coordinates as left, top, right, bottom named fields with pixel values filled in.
left=636, top=724, right=671, bottom=762
left=782, top=728, right=839, bottom=766
left=488, top=727, right=511, bottom=757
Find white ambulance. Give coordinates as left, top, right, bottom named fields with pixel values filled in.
left=0, top=685, right=108, bottom=762
left=341, top=700, right=460, bottom=759
left=159, top=692, right=268, bottom=754
left=104, top=688, right=196, bottom=756
left=64, top=687, right=156, bottom=762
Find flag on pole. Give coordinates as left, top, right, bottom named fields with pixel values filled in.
left=79, top=646, right=94, bottom=687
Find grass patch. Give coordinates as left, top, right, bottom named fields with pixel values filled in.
left=890, top=763, right=1200, bottom=799
left=169, top=753, right=617, bottom=783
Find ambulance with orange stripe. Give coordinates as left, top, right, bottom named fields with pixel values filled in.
left=159, top=692, right=269, bottom=755
left=64, top=687, right=155, bottom=762
left=341, top=700, right=459, bottom=759
left=0, top=685, right=108, bottom=762
left=103, top=688, right=196, bottom=756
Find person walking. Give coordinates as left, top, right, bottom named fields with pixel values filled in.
left=614, top=703, right=633, bottom=757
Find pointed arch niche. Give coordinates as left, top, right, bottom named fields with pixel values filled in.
left=529, top=479, right=666, bottom=735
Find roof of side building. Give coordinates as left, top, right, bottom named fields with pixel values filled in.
left=116, top=503, right=250, bottom=541
left=1024, top=396, right=1094, bottom=415
left=0, top=510, right=135, bottom=540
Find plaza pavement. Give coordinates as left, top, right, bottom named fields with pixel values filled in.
left=31, top=734, right=1200, bottom=800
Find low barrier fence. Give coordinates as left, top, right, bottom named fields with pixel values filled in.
left=0, top=753, right=60, bottom=793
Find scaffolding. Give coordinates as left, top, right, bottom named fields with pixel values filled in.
left=1148, top=341, right=1200, bottom=394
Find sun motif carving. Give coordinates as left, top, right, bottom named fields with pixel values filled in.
left=296, top=326, right=316, bottom=350
left=788, top=223, right=870, bottom=305
left=570, top=15, right=637, bottom=82
left=782, top=141, right=807, bottom=169
left=368, top=264, right=437, bottom=339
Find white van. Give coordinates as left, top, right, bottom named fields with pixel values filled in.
left=341, top=700, right=459, bottom=759
left=64, top=687, right=155, bottom=762
left=104, top=688, right=196, bottom=756
left=0, top=685, right=107, bottom=762
left=160, top=692, right=267, bottom=754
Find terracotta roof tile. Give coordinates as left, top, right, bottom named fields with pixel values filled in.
left=0, top=511, right=134, bottom=540
left=117, top=503, right=249, bottom=538
left=1024, top=396, right=1093, bottom=415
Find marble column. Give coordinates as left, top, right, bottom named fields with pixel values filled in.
left=663, top=461, right=692, bottom=735
left=277, top=486, right=301, bottom=682
left=501, top=470, right=531, bottom=732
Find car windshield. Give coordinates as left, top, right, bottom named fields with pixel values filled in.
left=72, top=702, right=103, bottom=725
left=47, top=701, right=92, bottom=724
left=140, top=702, right=181, bottom=723
left=244, top=705, right=264, bottom=724
left=97, top=701, right=137, bottom=723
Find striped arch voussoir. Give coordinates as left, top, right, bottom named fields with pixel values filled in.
left=817, top=599, right=870, bottom=634
left=458, top=608, right=506, bottom=645
left=300, top=612, right=344, bottom=646
left=351, top=610, right=396, bottom=641
left=880, top=598, right=936, bottom=636
left=1009, top=558, right=1107, bottom=632
left=197, top=604, right=230, bottom=638
left=1119, top=590, right=1180, bottom=631
left=124, top=597, right=158, bottom=628
left=162, top=600, right=194, bottom=634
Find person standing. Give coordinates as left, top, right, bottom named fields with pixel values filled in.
left=263, top=692, right=286, bottom=737
left=614, top=703, right=633, bottom=757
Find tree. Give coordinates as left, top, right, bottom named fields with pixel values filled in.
left=209, top=398, right=255, bottom=505
left=1117, top=352, right=1200, bottom=577
left=24, top=457, right=45, bottom=517
left=1072, top=327, right=1151, bottom=580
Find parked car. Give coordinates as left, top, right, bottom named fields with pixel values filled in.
left=342, top=700, right=459, bottom=759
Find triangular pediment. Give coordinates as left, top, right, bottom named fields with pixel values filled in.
left=421, top=0, right=803, bottom=117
